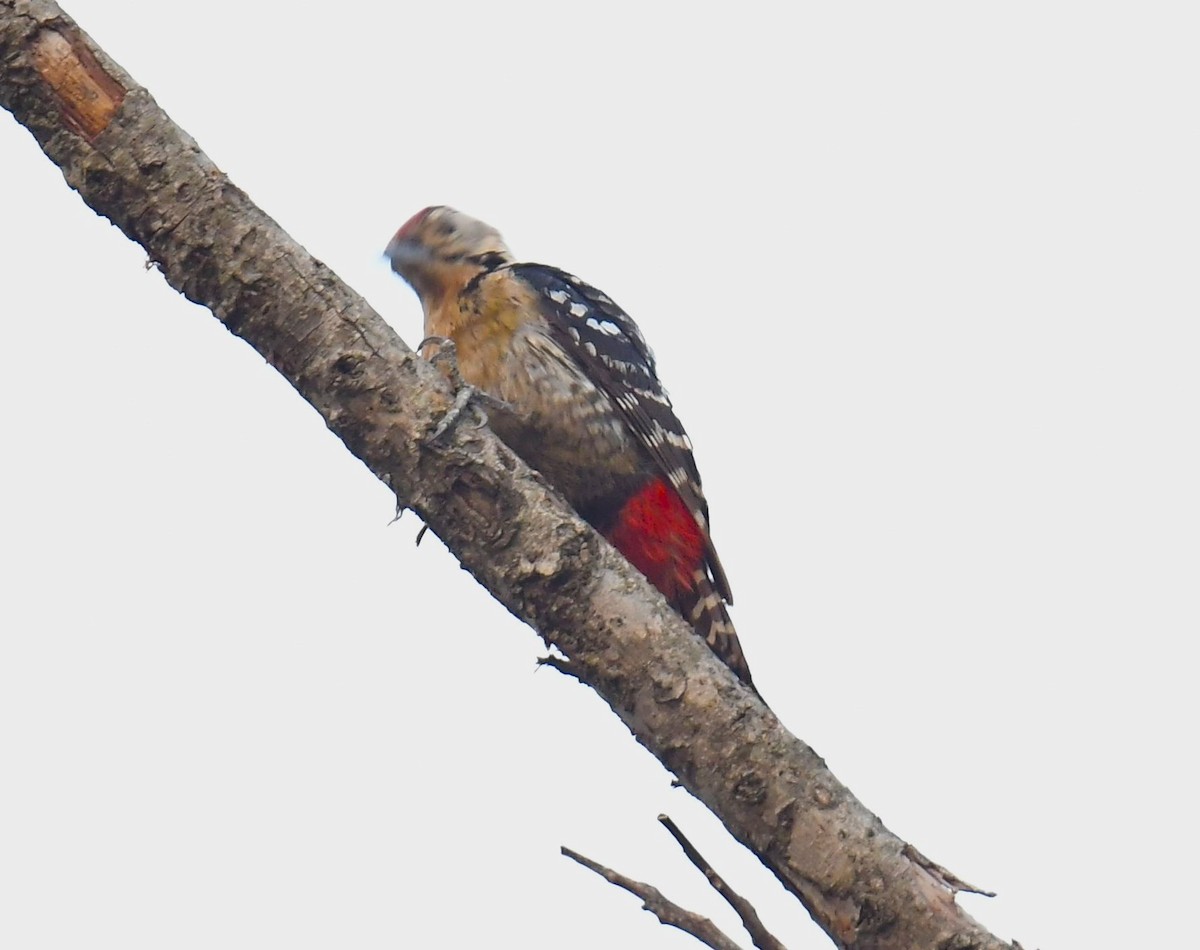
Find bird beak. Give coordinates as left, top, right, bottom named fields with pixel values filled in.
left=384, top=232, right=426, bottom=276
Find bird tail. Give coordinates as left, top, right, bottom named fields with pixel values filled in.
left=681, top=570, right=756, bottom=692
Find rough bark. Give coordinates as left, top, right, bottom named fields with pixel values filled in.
left=0, top=3, right=1022, bottom=948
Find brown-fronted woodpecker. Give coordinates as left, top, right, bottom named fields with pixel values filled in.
left=386, top=207, right=754, bottom=689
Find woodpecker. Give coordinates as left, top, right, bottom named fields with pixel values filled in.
left=386, top=207, right=754, bottom=689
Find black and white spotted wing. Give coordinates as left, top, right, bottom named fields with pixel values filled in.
left=512, top=263, right=733, bottom=604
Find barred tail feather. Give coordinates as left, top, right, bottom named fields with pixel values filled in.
left=683, top=570, right=755, bottom=691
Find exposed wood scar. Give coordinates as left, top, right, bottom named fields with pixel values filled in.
left=31, top=28, right=125, bottom=141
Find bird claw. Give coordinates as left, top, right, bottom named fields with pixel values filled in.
left=429, top=384, right=479, bottom=440
left=418, top=336, right=511, bottom=441
left=418, top=335, right=457, bottom=370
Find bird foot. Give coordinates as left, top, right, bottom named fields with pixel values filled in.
left=418, top=336, right=512, bottom=441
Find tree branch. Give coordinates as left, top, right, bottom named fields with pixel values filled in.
left=562, top=846, right=745, bottom=950
left=1, top=3, right=1020, bottom=948
left=658, top=816, right=786, bottom=950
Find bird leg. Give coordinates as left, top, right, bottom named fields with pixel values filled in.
left=418, top=336, right=511, bottom=441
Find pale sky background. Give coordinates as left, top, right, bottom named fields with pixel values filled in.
left=2, top=3, right=1197, bottom=948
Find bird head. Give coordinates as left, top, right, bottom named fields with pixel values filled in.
left=385, top=206, right=513, bottom=307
